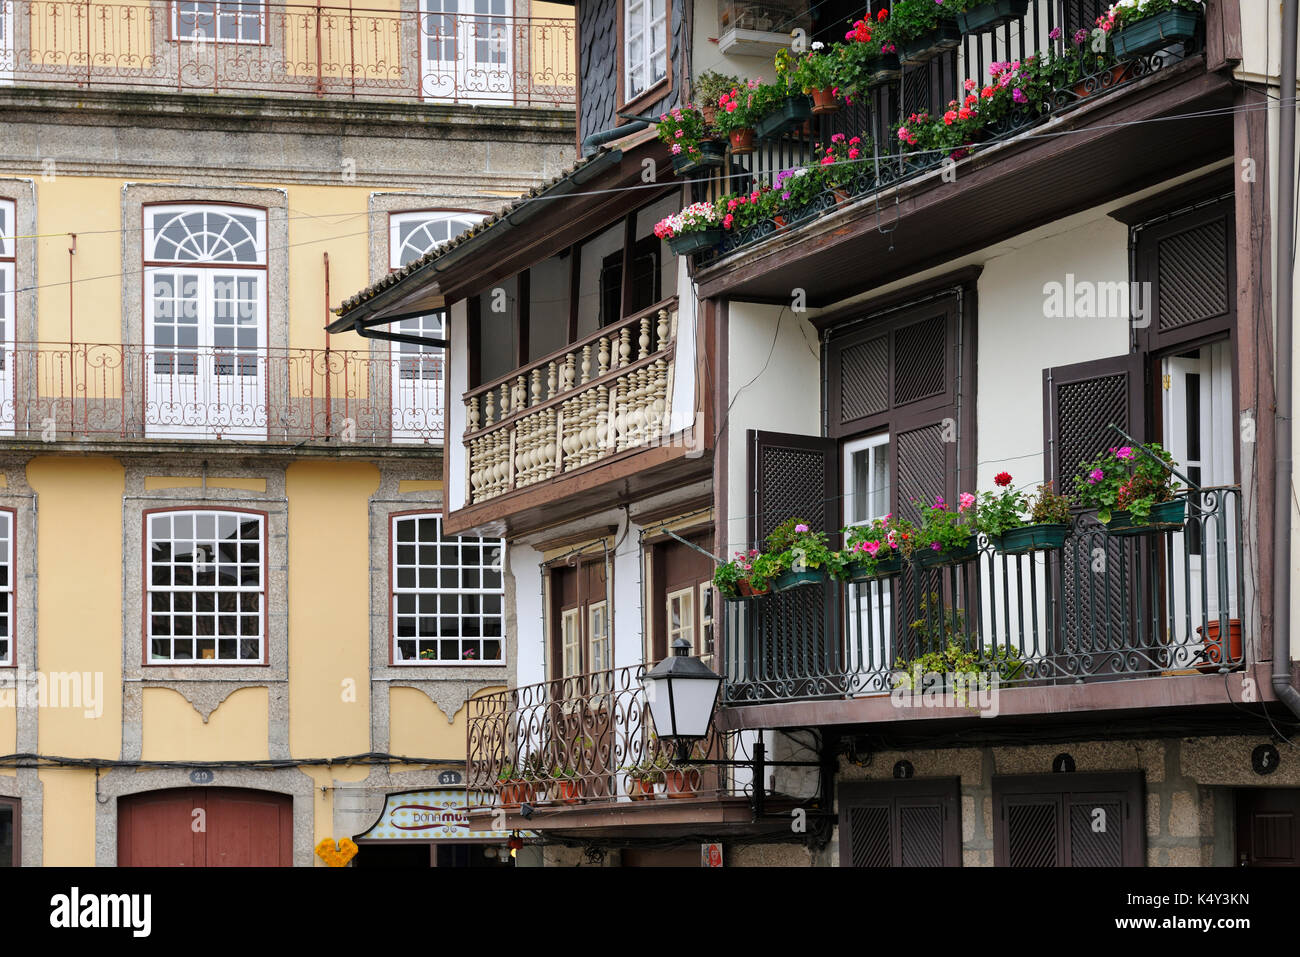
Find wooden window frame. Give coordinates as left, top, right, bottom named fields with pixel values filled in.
left=0, top=795, right=19, bottom=867
left=617, top=0, right=672, bottom=118
left=143, top=507, right=268, bottom=666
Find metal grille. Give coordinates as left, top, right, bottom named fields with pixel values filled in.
left=899, top=805, right=944, bottom=867
left=1157, top=220, right=1228, bottom=331
left=1069, top=800, right=1123, bottom=866
left=1061, top=0, right=1108, bottom=35
left=756, top=445, right=828, bottom=539
left=1007, top=802, right=1059, bottom=867
left=893, top=314, right=946, bottom=406
left=848, top=806, right=892, bottom=867
left=840, top=335, right=888, bottom=423
left=1055, top=373, right=1129, bottom=484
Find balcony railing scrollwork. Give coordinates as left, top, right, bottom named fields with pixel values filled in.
left=463, top=302, right=677, bottom=504
left=723, top=488, right=1247, bottom=705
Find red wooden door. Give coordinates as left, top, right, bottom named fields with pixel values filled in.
left=118, top=788, right=292, bottom=867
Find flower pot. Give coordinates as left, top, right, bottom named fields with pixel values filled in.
left=990, top=523, right=1069, bottom=555
left=831, top=186, right=852, bottom=205
left=666, top=228, right=723, bottom=256
left=729, top=128, right=755, bottom=154
left=899, top=23, right=962, bottom=65
left=866, top=53, right=902, bottom=88
left=628, top=777, right=658, bottom=801
left=772, top=568, right=826, bottom=592
left=701, top=104, right=717, bottom=126
left=1071, top=62, right=1133, bottom=99
left=809, top=87, right=840, bottom=114
left=754, top=96, right=814, bottom=139
left=735, top=578, right=770, bottom=598
left=913, top=539, right=980, bottom=568
left=771, top=213, right=788, bottom=229
left=1104, top=499, right=1187, bottom=536
left=556, top=779, right=583, bottom=805
left=664, top=769, right=699, bottom=799
left=956, top=0, right=1030, bottom=33
left=1111, top=8, right=1202, bottom=59
left=846, top=553, right=903, bottom=582
left=1196, top=618, right=1243, bottom=673
left=670, top=139, right=727, bottom=174
left=497, top=780, right=534, bottom=807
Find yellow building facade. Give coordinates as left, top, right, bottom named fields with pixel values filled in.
left=0, top=0, right=575, bottom=866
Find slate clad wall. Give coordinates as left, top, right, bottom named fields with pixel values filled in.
left=578, top=0, right=685, bottom=146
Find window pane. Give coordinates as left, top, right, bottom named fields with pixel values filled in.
left=477, top=275, right=518, bottom=386
left=576, top=224, right=624, bottom=337
left=527, top=255, right=570, bottom=361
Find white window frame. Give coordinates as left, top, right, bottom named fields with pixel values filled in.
left=143, top=203, right=268, bottom=439
left=843, top=431, right=891, bottom=530
left=623, top=0, right=667, bottom=102
left=391, top=512, right=505, bottom=665
left=0, top=510, right=12, bottom=667
left=588, top=600, right=610, bottom=693
left=172, top=0, right=267, bottom=45
left=146, top=509, right=266, bottom=664
left=697, top=581, right=714, bottom=664
left=666, top=585, right=694, bottom=655
left=419, top=0, right=514, bottom=103
left=0, top=198, right=14, bottom=439
left=561, top=606, right=582, bottom=679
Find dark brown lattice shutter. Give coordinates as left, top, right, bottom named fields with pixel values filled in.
left=748, top=430, right=839, bottom=697
left=995, top=773, right=1145, bottom=867
left=839, top=779, right=962, bottom=867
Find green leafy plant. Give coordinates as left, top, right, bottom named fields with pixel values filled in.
left=881, top=0, right=956, bottom=43
left=496, top=763, right=518, bottom=783
left=833, top=12, right=897, bottom=99
left=913, top=494, right=976, bottom=556
left=1097, top=0, right=1204, bottom=35
left=893, top=594, right=1024, bottom=705
left=836, top=514, right=918, bottom=577
left=694, top=70, right=742, bottom=113
left=776, top=44, right=839, bottom=93
left=975, top=471, right=1028, bottom=538
left=1074, top=442, right=1181, bottom=522
left=1029, top=482, right=1073, bottom=525
left=655, top=104, right=712, bottom=163
left=765, top=517, right=834, bottom=574
left=713, top=547, right=762, bottom=598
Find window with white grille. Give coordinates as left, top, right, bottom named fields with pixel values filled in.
left=391, top=513, right=504, bottom=663
left=147, top=509, right=264, bottom=663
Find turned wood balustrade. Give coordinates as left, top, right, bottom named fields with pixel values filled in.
left=463, top=302, right=677, bottom=504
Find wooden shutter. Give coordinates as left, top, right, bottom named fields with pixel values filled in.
left=994, top=773, right=1145, bottom=867
left=839, top=778, right=962, bottom=867
left=1236, top=789, right=1300, bottom=866
left=748, top=430, right=839, bottom=696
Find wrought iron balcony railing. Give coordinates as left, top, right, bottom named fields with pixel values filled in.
left=0, top=341, right=444, bottom=444
left=462, top=301, right=677, bottom=504
left=466, top=663, right=751, bottom=811
left=695, top=0, right=1193, bottom=265
left=723, top=488, right=1246, bottom=705
left=0, top=0, right=575, bottom=106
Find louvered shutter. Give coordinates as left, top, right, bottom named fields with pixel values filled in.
left=995, top=773, right=1145, bottom=867
left=839, top=778, right=962, bottom=867
left=1044, top=353, right=1145, bottom=669
left=748, top=430, right=839, bottom=697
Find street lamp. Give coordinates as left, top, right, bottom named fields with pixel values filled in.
left=642, top=638, right=723, bottom=762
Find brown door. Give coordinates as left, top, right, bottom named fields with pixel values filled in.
left=118, top=788, right=292, bottom=867
left=1236, top=789, right=1300, bottom=867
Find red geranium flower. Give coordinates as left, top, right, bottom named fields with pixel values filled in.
left=994, top=471, right=1013, bottom=487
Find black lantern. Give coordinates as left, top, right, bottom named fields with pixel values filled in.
left=642, top=638, right=722, bottom=761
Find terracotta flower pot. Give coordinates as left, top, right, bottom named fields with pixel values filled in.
left=497, top=780, right=534, bottom=807
left=736, top=578, right=769, bottom=598
left=628, top=777, right=657, bottom=801
left=1072, top=62, right=1132, bottom=99
left=810, top=87, right=840, bottom=114
left=1196, top=619, right=1243, bottom=673
left=729, top=128, right=755, bottom=155
left=664, top=769, right=700, bottom=799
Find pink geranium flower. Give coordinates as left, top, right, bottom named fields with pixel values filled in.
left=959, top=492, right=976, bottom=511
left=794, top=523, right=809, bottom=533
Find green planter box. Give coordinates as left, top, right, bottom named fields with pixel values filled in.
left=1111, top=8, right=1201, bottom=58
left=670, top=139, right=727, bottom=175
left=990, top=523, right=1070, bottom=554
left=772, top=568, right=827, bottom=592
left=900, top=23, right=962, bottom=65
left=1105, top=498, right=1187, bottom=537
left=846, top=553, right=904, bottom=582
left=666, top=228, right=723, bottom=256
left=913, top=539, right=980, bottom=568
left=956, top=0, right=1029, bottom=34
left=866, top=53, right=902, bottom=88
left=754, top=96, right=813, bottom=139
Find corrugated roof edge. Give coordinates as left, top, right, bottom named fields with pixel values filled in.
left=328, top=147, right=624, bottom=333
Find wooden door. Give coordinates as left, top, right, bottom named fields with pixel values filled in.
left=118, top=788, right=292, bottom=867
left=1236, top=789, right=1300, bottom=867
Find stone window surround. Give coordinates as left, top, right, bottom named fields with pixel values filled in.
left=0, top=462, right=42, bottom=865
left=367, top=468, right=513, bottom=746
left=121, top=464, right=290, bottom=761
left=0, top=179, right=37, bottom=344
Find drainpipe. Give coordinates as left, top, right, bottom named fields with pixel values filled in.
left=581, top=120, right=649, bottom=156
left=1273, top=0, right=1300, bottom=718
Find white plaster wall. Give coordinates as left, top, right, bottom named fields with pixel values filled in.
left=448, top=298, right=470, bottom=514
left=723, top=302, right=822, bottom=553
left=511, top=542, right=547, bottom=687
left=690, top=0, right=788, bottom=94
left=973, top=215, right=1131, bottom=492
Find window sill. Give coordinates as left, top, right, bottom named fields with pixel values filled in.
left=618, top=78, right=671, bottom=122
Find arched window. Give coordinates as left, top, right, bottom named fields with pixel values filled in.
left=387, top=211, right=484, bottom=442
left=143, top=204, right=268, bottom=439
